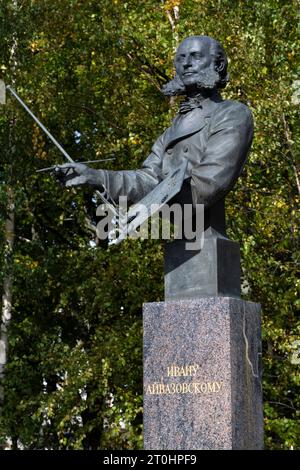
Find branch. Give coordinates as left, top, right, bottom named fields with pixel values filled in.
left=267, top=401, right=296, bottom=411
left=126, top=37, right=170, bottom=82
left=165, top=9, right=176, bottom=32
left=126, top=53, right=163, bottom=92
left=16, top=236, right=32, bottom=243
left=282, top=113, right=300, bottom=195
left=161, top=1, right=180, bottom=42
left=69, top=104, right=97, bottom=116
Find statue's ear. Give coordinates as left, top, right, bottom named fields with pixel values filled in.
left=214, top=57, right=226, bottom=73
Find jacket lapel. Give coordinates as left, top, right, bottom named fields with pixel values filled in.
left=163, top=95, right=222, bottom=150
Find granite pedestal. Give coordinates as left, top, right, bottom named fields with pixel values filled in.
left=143, top=297, right=263, bottom=450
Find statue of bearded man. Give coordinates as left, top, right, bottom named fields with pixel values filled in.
left=55, top=35, right=254, bottom=299
left=56, top=35, right=253, bottom=227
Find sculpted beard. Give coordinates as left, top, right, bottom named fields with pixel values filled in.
left=195, top=64, right=220, bottom=90
left=162, top=63, right=221, bottom=97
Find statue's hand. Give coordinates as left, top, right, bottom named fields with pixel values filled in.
left=54, top=163, right=103, bottom=188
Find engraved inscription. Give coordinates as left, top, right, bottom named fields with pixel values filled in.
left=146, top=381, right=223, bottom=395
left=167, top=363, right=199, bottom=377
left=145, top=363, right=224, bottom=396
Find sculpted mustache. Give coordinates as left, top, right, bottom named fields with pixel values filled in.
left=161, top=66, right=221, bottom=96
left=185, top=69, right=220, bottom=90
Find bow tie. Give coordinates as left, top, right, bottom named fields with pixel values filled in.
left=179, top=95, right=205, bottom=114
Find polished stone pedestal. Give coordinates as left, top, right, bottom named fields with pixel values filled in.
left=143, top=297, right=263, bottom=450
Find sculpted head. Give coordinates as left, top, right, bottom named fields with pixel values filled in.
left=162, top=35, right=229, bottom=96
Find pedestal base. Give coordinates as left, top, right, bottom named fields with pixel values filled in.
left=143, top=297, right=263, bottom=450
left=164, top=234, right=241, bottom=300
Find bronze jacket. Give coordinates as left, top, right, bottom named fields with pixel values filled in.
left=101, top=93, right=254, bottom=208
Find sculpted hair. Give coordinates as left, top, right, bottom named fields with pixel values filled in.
left=162, top=36, right=229, bottom=97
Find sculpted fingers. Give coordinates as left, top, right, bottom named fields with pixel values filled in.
left=53, top=165, right=73, bottom=184
left=65, top=175, right=88, bottom=187
left=53, top=163, right=90, bottom=186
left=51, top=163, right=104, bottom=188
left=56, top=163, right=88, bottom=174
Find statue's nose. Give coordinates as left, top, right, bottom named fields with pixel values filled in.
left=183, top=56, right=192, bottom=68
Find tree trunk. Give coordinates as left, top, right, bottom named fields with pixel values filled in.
left=0, top=111, right=17, bottom=411
left=0, top=188, right=15, bottom=401
left=0, top=1, right=17, bottom=447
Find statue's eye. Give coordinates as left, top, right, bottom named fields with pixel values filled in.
left=191, top=52, right=203, bottom=59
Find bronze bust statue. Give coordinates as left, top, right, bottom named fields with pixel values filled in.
left=56, top=35, right=253, bottom=209
left=56, top=35, right=254, bottom=300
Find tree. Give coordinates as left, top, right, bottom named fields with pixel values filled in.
left=0, top=0, right=299, bottom=449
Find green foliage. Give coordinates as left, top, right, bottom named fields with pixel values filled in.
left=0, top=0, right=299, bottom=449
